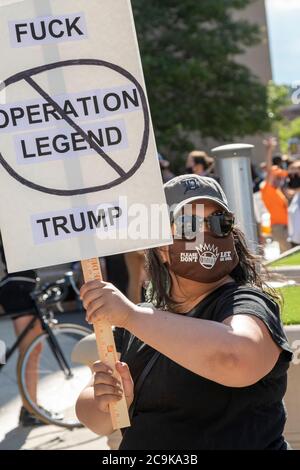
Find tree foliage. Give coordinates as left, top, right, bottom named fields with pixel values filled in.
left=132, top=0, right=270, bottom=156
left=267, top=81, right=300, bottom=153
left=278, top=118, right=300, bottom=153
left=267, top=81, right=291, bottom=123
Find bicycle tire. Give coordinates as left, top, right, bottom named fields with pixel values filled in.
left=17, top=322, right=92, bottom=429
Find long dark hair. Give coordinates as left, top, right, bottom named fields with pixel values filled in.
left=145, top=226, right=281, bottom=311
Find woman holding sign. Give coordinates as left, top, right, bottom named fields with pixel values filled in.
left=76, top=175, right=293, bottom=450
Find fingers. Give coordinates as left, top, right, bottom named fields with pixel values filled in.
left=80, top=280, right=107, bottom=300
left=80, top=282, right=116, bottom=324
left=81, top=288, right=103, bottom=310
left=94, top=372, right=121, bottom=387
left=94, top=394, right=123, bottom=414
left=115, top=361, right=132, bottom=380
left=85, top=299, right=105, bottom=323
left=93, top=361, right=122, bottom=389
left=115, top=361, right=134, bottom=398
left=92, top=361, right=126, bottom=414
left=92, top=361, right=113, bottom=374
left=263, top=137, right=277, bottom=148
left=80, top=284, right=106, bottom=323
left=92, top=361, right=133, bottom=395
left=94, top=383, right=123, bottom=397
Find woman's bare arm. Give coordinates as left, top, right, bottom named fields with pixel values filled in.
left=81, top=281, right=281, bottom=389
left=126, top=307, right=281, bottom=388
left=76, top=380, right=115, bottom=436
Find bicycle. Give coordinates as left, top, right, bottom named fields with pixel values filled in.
left=0, top=270, right=92, bottom=429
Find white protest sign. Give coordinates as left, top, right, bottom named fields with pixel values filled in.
left=0, top=0, right=172, bottom=272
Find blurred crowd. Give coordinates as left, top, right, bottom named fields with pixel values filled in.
left=160, top=139, right=300, bottom=251
left=253, top=137, right=300, bottom=253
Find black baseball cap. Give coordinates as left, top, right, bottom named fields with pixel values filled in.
left=164, top=174, right=230, bottom=221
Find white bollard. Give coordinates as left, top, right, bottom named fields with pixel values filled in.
left=212, top=143, right=258, bottom=253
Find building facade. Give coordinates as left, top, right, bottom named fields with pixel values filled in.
left=197, top=0, right=273, bottom=165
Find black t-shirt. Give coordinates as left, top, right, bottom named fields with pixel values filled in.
left=0, top=237, right=36, bottom=312
left=114, top=282, right=293, bottom=450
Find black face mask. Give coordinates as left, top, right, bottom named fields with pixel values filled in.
left=288, top=174, right=300, bottom=189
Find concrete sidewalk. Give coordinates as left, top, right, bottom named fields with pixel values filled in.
left=0, top=423, right=110, bottom=451
left=0, top=316, right=121, bottom=450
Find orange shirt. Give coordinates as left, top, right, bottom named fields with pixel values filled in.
left=260, top=182, right=288, bottom=226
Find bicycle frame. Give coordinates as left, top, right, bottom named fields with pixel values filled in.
left=38, top=306, right=74, bottom=379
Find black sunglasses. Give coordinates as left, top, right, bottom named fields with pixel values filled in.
left=174, top=211, right=235, bottom=240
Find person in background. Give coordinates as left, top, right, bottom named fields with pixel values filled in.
left=251, top=163, right=269, bottom=244
left=124, top=251, right=147, bottom=305
left=272, top=154, right=292, bottom=171
left=259, top=162, right=267, bottom=181
left=104, top=254, right=128, bottom=297
left=287, top=160, right=300, bottom=247
left=260, top=138, right=290, bottom=253
left=251, top=163, right=264, bottom=194
left=104, top=252, right=146, bottom=305
left=0, top=236, right=61, bottom=426
left=185, top=150, right=214, bottom=177
left=158, top=153, right=175, bottom=183
left=272, top=154, right=285, bottom=170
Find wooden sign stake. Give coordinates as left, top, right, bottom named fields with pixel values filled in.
left=81, top=257, right=131, bottom=430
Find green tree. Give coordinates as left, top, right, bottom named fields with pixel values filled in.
left=278, top=118, right=300, bottom=154
left=132, top=0, right=270, bottom=160
left=267, top=81, right=290, bottom=124
left=267, top=81, right=300, bottom=153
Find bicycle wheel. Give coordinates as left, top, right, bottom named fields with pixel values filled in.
left=17, top=323, right=92, bottom=429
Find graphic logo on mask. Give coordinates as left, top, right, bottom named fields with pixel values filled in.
left=171, top=235, right=238, bottom=283
left=195, top=243, right=219, bottom=269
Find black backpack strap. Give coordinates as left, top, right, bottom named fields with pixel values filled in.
left=128, top=350, right=161, bottom=421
